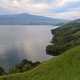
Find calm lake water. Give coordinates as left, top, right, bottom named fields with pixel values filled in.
left=0, top=25, right=57, bottom=69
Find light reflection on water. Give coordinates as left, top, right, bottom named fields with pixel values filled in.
left=0, top=25, right=56, bottom=69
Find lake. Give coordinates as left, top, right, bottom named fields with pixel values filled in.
left=0, top=25, right=57, bottom=69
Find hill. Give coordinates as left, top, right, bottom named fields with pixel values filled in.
left=46, top=19, right=80, bottom=56
left=0, top=46, right=80, bottom=80
left=0, top=13, right=65, bottom=25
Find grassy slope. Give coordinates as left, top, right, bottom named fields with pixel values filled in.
left=47, top=21, right=80, bottom=56
left=0, top=46, right=80, bottom=80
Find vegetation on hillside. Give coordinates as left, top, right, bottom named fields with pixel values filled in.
left=46, top=20, right=80, bottom=56
left=1, top=46, right=80, bottom=80
left=0, top=59, right=40, bottom=76
left=0, top=67, right=5, bottom=76
left=9, top=59, right=40, bottom=74
left=0, top=19, right=80, bottom=80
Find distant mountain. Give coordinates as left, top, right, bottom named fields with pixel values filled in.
left=0, top=13, right=66, bottom=25
left=72, top=19, right=80, bottom=23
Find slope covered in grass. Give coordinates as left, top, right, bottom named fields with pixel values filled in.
left=0, top=46, right=80, bottom=80
left=46, top=19, right=80, bottom=56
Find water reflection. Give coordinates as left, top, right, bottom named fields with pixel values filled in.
left=0, top=25, right=54, bottom=69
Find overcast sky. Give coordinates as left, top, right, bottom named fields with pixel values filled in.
left=0, top=0, right=80, bottom=19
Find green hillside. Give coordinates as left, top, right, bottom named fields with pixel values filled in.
left=0, top=19, right=80, bottom=80
left=46, top=19, right=80, bottom=56
left=0, top=46, right=80, bottom=80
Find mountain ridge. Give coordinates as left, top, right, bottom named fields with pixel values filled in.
left=0, top=13, right=66, bottom=25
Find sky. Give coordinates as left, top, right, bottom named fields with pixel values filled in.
left=0, top=0, right=80, bottom=20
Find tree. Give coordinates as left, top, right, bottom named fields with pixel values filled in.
left=9, top=59, right=40, bottom=74
left=0, top=67, right=5, bottom=75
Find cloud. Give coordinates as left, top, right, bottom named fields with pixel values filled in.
left=44, top=10, right=80, bottom=20
left=50, top=0, right=80, bottom=9
left=0, top=0, right=80, bottom=19
left=0, top=0, right=49, bottom=13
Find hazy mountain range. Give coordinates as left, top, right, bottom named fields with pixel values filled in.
left=0, top=13, right=66, bottom=25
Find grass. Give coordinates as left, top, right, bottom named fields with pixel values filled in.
left=0, top=46, right=80, bottom=80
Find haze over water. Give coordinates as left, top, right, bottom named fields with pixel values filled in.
left=0, top=25, right=56, bottom=69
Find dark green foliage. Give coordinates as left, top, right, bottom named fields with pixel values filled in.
left=9, top=59, right=40, bottom=74
left=46, top=20, right=80, bottom=56
left=0, top=67, right=5, bottom=75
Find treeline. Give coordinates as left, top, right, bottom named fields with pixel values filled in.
left=46, top=20, right=80, bottom=56
left=0, top=59, right=40, bottom=75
